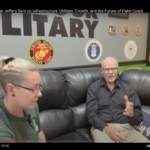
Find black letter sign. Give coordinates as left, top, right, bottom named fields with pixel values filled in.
left=2, top=13, right=21, bottom=35
left=49, top=17, right=68, bottom=37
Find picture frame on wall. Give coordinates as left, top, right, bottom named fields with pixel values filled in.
left=108, top=23, right=117, bottom=35
left=108, top=13, right=129, bottom=19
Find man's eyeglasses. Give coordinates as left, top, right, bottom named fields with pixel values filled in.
left=102, top=68, right=118, bottom=73
left=13, top=84, right=42, bottom=94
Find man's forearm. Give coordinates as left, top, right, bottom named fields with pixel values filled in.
left=90, top=116, right=108, bottom=131
left=128, top=111, right=143, bottom=126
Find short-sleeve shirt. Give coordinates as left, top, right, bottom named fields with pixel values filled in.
left=0, top=96, right=41, bottom=142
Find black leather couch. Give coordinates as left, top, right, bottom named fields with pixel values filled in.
left=37, top=67, right=150, bottom=142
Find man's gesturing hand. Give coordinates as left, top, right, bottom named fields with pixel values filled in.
left=106, top=127, right=127, bottom=142
left=123, top=95, right=134, bottom=117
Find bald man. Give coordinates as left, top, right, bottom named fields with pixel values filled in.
left=86, top=57, right=149, bottom=143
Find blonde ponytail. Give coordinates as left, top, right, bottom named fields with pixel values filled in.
left=0, top=56, right=9, bottom=97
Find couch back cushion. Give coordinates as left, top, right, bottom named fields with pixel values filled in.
left=60, top=67, right=102, bottom=107
left=38, top=70, right=69, bottom=111
left=39, top=109, right=74, bottom=140
left=119, top=68, right=150, bottom=106
left=70, top=103, right=91, bottom=129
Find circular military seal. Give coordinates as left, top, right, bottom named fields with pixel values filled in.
left=28, top=39, right=54, bottom=66
left=85, top=39, right=103, bottom=62
left=124, top=40, right=137, bottom=59
left=135, top=25, right=142, bottom=36
left=122, top=24, right=129, bottom=35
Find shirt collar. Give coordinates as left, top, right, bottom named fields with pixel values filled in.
left=100, top=77, right=122, bottom=89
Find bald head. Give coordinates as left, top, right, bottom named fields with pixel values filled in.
left=101, top=57, right=118, bottom=69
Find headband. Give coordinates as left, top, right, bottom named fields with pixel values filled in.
left=4, top=57, right=15, bottom=64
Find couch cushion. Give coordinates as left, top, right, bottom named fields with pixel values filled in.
left=119, top=68, right=150, bottom=106
left=48, top=130, right=92, bottom=142
left=70, top=103, right=91, bottom=129
left=142, top=105, right=150, bottom=114
left=75, top=127, right=93, bottom=142
left=39, top=109, right=74, bottom=140
left=60, top=67, right=102, bottom=107
left=38, top=70, right=69, bottom=111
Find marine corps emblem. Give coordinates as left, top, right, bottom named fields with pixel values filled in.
left=29, top=39, right=54, bottom=66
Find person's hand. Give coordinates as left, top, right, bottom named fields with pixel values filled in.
left=123, top=95, right=134, bottom=117
left=106, top=127, right=127, bottom=142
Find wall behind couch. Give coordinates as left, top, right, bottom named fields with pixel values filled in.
left=0, top=13, right=148, bottom=69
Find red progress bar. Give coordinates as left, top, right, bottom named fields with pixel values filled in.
left=0, top=141, right=28, bottom=142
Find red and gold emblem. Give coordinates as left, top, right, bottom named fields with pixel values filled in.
left=29, top=39, right=54, bottom=66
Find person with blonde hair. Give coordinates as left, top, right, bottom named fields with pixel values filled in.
left=0, top=56, right=46, bottom=142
